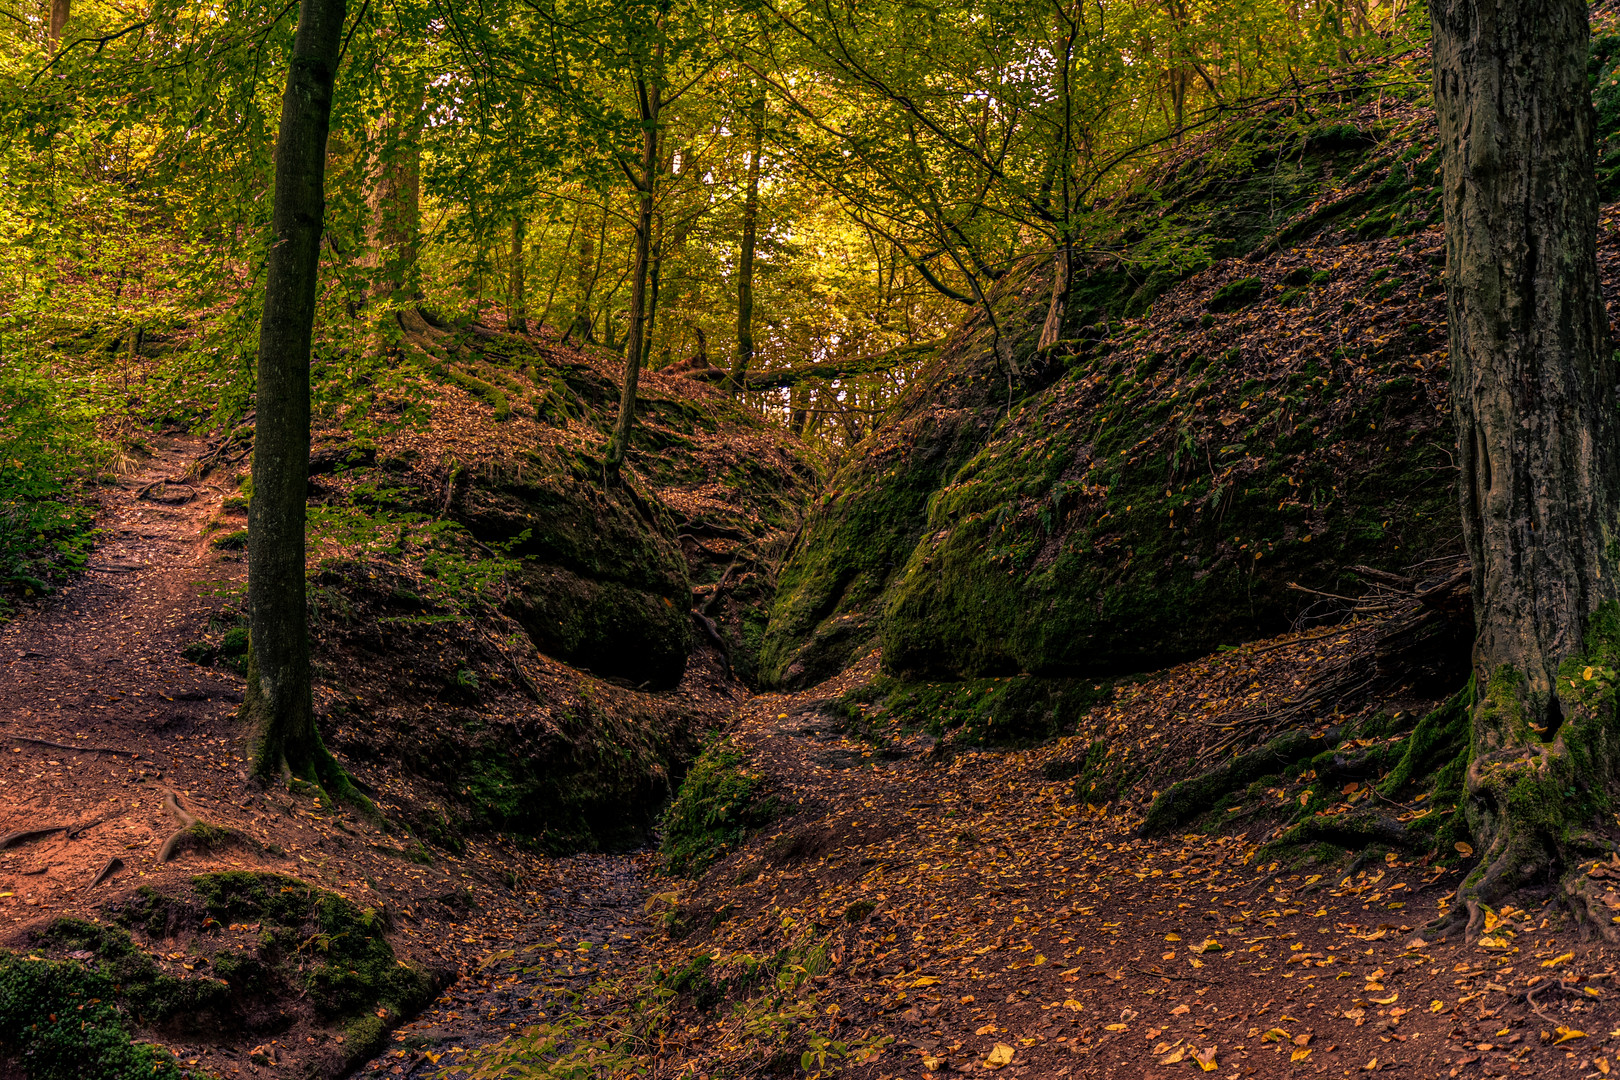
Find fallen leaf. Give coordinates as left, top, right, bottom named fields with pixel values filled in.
left=1554, top=1026, right=1588, bottom=1045
left=984, top=1043, right=1015, bottom=1069
left=1170, top=1004, right=1191, bottom=1016
left=1194, top=1045, right=1218, bottom=1072
left=1455, top=841, right=1474, bottom=857
left=1262, top=1028, right=1290, bottom=1043
left=922, top=1052, right=945, bottom=1072
left=1103, top=1023, right=1128, bottom=1032
left=976, top=1024, right=998, bottom=1036
left=911, top=976, right=942, bottom=987
left=1291, top=1048, right=1313, bottom=1062
left=1370, top=993, right=1398, bottom=1005
left=1541, top=952, right=1574, bottom=969
left=1159, top=1047, right=1186, bottom=1064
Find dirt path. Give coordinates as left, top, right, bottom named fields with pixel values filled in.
left=0, top=435, right=246, bottom=911
left=397, top=656, right=1620, bottom=1080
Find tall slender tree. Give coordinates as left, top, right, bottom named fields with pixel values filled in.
left=243, top=0, right=359, bottom=796
left=1431, top=0, right=1620, bottom=934
left=731, top=91, right=765, bottom=394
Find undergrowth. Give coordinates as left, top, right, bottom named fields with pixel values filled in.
left=659, top=737, right=779, bottom=878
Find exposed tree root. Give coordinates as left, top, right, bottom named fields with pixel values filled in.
left=0, top=826, right=66, bottom=849
left=87, top=856, right=124, bottom=889
left=0, top=731, right=141, bottom=757
left=155, top=791, right=199, bottom=863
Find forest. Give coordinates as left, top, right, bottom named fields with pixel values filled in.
left=7, top=0, right=1620, bottom=1076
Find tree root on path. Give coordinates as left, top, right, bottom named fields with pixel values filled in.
left=0, top=731, right=143, bottom=758
left=0, top=826, right=67, bottom=849
left=87, top=856, right=124, bottom=890
left=155, top=791, right=200, bottom=863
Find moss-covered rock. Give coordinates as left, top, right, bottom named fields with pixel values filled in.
left=764, top=108, right=1453, bottom=687
left=660, top=737, right=780, bottom=878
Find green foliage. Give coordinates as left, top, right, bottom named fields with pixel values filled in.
left=0, top=948, right=183, bottom=1080
left=0, top=356, right=107, bottom=609
left=660, top=738, right=779, bottom=877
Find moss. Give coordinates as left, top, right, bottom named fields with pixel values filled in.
left=0, top=949, right=183, bottom=1080
left=660, top=738, right=779, bottom=878
left=189, top=872, right=434, bottom=1021
left=34, top=919, right=229, bottom=1028
left=1206, top=276, right=1265, bottom=313
left=841, top=673, right=1109, bottom=746
left=1141, top=729, right=1332, bottom=836
left=209, top=529, right=248, bottom=551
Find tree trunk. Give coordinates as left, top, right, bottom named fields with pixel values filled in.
left=366, top=76, right=426, bottom=309
left=567, top=200, right=602, bottom=343
left=731, top=93, right=766, bottom=394
left=48, top=0, right=68, bottom=49
left=642, top=210, right=665, bottom=369
left=605, top=77, right=660, bottom=476
left=244, top=0, right=358, bottom=797
left=506, top=212, right=527, bottom=333
left=1433, top=0, right=1620, bottom=936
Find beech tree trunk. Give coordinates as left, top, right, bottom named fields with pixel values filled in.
left=48, top=0, right=68, bottom=49
left=731, top=93, right=765, bottom=394
left=366, top=76, right=426, bottom=307
left=605, top=76, right=660, bottom=475
left=1433, top=0, right=1620, bottom=934
left=244, top=0, right=353, bottom=792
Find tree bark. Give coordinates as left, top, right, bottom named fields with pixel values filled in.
left=731, top=93, right=766, bottom=394
left=506, top=212, right=527, bottom=333
left=366, top=75, right=425, bottom=308
left=48, top=0, right=68, bottom=49
left=605, top=76, right=660, bottom=476
left=1432, top=0, right=1620, bottom=936
left=244, top=0, right=356, bottom=795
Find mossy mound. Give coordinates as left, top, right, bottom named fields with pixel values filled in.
left=5, top=872, right=440, bottom=1079
left=659, top=737, right=780, bottom=878
left=764, top=104, right=1451, bottom=687
left=288, top=326, right=811, bottom=853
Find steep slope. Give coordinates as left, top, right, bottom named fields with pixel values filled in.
left=763, top=103, right=1456, bottom=688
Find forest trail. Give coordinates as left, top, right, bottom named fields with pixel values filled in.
left=3, top=439, right=1620, bottom=1080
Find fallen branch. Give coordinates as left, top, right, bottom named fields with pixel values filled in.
left=683, top=339, right=943, bottom=390
left=0, top=732, right=142, bottom=757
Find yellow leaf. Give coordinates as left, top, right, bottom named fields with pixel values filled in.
left=1103, top=1023, right=1128, bottom=1032
left=1032, top=954, right=1047, bottom=966
left=1159, top=1047, right=1186, bottom=1064
left=1194, top=938, right=1223, bottom=954
left=1194, top=1045, right=1219, bottom=1072
left=1541, top=952, right=1574, bottom=969
left=1063, top=999, right=1084, bottom=1010
left=985, top=1043, right=1015, bottom=1069
left=1477, top=935, right=1512, bottom=949
left=1291, top=1048, right=1313, bottom=1062
left=1483, top=907, right=1504, bottom=933
left=1554, top=1026, right=1588, bottom=1045
left=1371, top=993, right=1398, bottom=1005
left=1165, top=933, right=1182, bottom=941
left=1430, top=1000, right=1446, bottom=1013
left=922, top=1053, right=945, bottom=1072
left=976, top=1024, right=999, bottom=1036
left=1262, top=1028, right=1289, bottom=1043
left=911, top=976, right=942, bottom=987
left=1455, top=841, right=1474, bottom=856
left=1170, top=1004, right=1191, bottom=1016
left=1363, top=1057, right=1379, bottom=1071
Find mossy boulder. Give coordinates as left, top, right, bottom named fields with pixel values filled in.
left=451, top=461, right=692, bottom=689
left=882, top=239, right=1456, bottom=678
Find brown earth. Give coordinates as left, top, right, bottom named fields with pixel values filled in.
left=3, top=438, right=1619, bottom=1080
